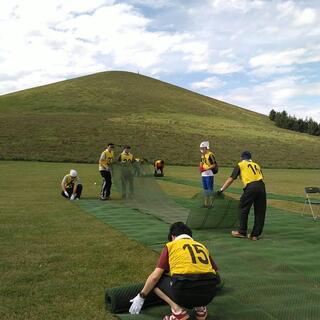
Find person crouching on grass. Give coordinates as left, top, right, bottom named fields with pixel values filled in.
left=154, top=159, right=165, bottom=177
left=129, top=222, right=220, bottom=320
left=61, top=169, right=82, bottom=200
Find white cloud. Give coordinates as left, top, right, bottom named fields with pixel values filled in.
left=126, top=0, right=173, bottom=8
left=276, top=1, right=296, bottom=17
left=261, top=26, right=280, bottom=35
left=250, top=66, right=294, bottom=78
left=191, top=76, right=225, bottom=90
left=277, top=1, right=318, bottom=26
left=306, top=23, right=320, bottom=36
left=250, top=49, right=306, bottom=68
left=208, top=62, right=243, bottom=74
left=190, top=61, right=243, bottom=74
left=0, top=72, right=65, bottom=96
left=0, top=0, right=319, bottom=123
left=295, top=82, right=320, bottom=96
left=219, top=48, right=235, bottom=58
left=291, top=105, right=320, bottom=121
left=294, top=7, right=317, bottom=25
left=174, top=40, right=209, bottom=72
left=0, top=0, right=208, bottom=94
left=249, top=46, right=320, bottom=76
left=215, top=77, right=320, bottom=121
left=208, top=0, right=264, bottom=13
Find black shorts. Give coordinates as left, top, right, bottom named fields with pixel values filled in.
left=156, top=273, right=220, bottom=309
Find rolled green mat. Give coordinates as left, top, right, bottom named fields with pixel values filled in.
left=105, top=283, right=164, bottom=314
left=106, top=278, right=225, bottom=314
left=215, top=274, right=225, bottom=292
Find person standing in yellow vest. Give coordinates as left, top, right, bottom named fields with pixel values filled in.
left=129, top=222, right=220, bottom=320
left=218, top=151, right=266, bottom=240
left=61, top=169, right=82, bottom=200
left=118, top=145, right=135, bottom=200
left=199, top=141, right=218, bottom=208
left=99, top=143, right=114, bottom=200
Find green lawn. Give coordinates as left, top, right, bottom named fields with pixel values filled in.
left=0, top=161, right=158, bottom=320
left=1, top=161, right=319, bottom=319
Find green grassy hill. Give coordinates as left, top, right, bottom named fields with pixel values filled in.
left=0, top=71, right=319, bottom=168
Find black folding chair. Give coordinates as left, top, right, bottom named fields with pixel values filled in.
left=302, top=187, right=320, bottom=221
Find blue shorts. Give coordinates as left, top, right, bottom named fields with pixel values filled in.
left=202, top=176, right=214, bottom=194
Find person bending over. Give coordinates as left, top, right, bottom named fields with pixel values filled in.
left=154, top=159, right=165, bottom=177
left=129, top=222, right=220, bottom=320
left=61, top=169, right=82, bottom=200
left=218, top=151, right=266, bottom=240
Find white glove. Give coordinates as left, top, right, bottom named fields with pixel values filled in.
left=64, top=190, right=69, bottom=197
left=70, top=194, right=75, bottom=201
left=129, top=294, right=145, bottom=314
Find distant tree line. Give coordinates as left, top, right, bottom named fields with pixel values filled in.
left=269, top=109, right=320, bottom=136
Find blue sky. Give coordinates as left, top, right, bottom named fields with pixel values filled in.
left=0, top=0, right=319, bottom=120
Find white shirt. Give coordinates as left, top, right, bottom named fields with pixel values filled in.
left=174, top=234, right=193, bottom=241
left=201, top=169, right=213, bottom=177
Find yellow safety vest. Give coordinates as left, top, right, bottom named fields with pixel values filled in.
left=238, top=160, right=263, bottom=187
left=119, top=152, right=134, bottom=163
left=99, top=149, right=114, bottom=170
left=63, top=174, right=78, bottom=188
left=166, top=238, right=216, bottom=276
left=200, top=151, right=215, bottom=170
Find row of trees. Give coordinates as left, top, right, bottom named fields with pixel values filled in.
left=269, top=109, right=320, bottom=136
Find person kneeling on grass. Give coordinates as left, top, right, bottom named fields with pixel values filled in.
left=129, top=222, right=220, bottom=320
left=61, top=169, right=83, bottom=200
left=154, top=159, right=165, bottom=177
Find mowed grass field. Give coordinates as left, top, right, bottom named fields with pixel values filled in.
left=0, top=71, right=319, bottom=168
left=1, top=160, right=319, bottom=320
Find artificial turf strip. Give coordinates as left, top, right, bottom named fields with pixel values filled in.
left=111, top=166, right=190, bottom=224
left=162, top=176, right=306, bottom=203
left=78, top=199, right=168, bottom=248
left=96, top=165, right=239, bottom=229
left=77, top=196, right=320, bottom=320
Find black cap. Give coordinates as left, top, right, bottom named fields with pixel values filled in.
left=241, top=151, right=252, bottom=160
left=124, top=145, right=131, bottom=149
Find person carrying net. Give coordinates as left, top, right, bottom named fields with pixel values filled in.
left=118, top=145, right=135, bottom=200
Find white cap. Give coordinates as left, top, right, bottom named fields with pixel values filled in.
left=200, top=141, right=210, bottom=149
left=70, top=169, right=78, bottom=177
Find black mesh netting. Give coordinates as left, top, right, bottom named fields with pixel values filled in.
left=111, top=163, right=238, bottom=229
